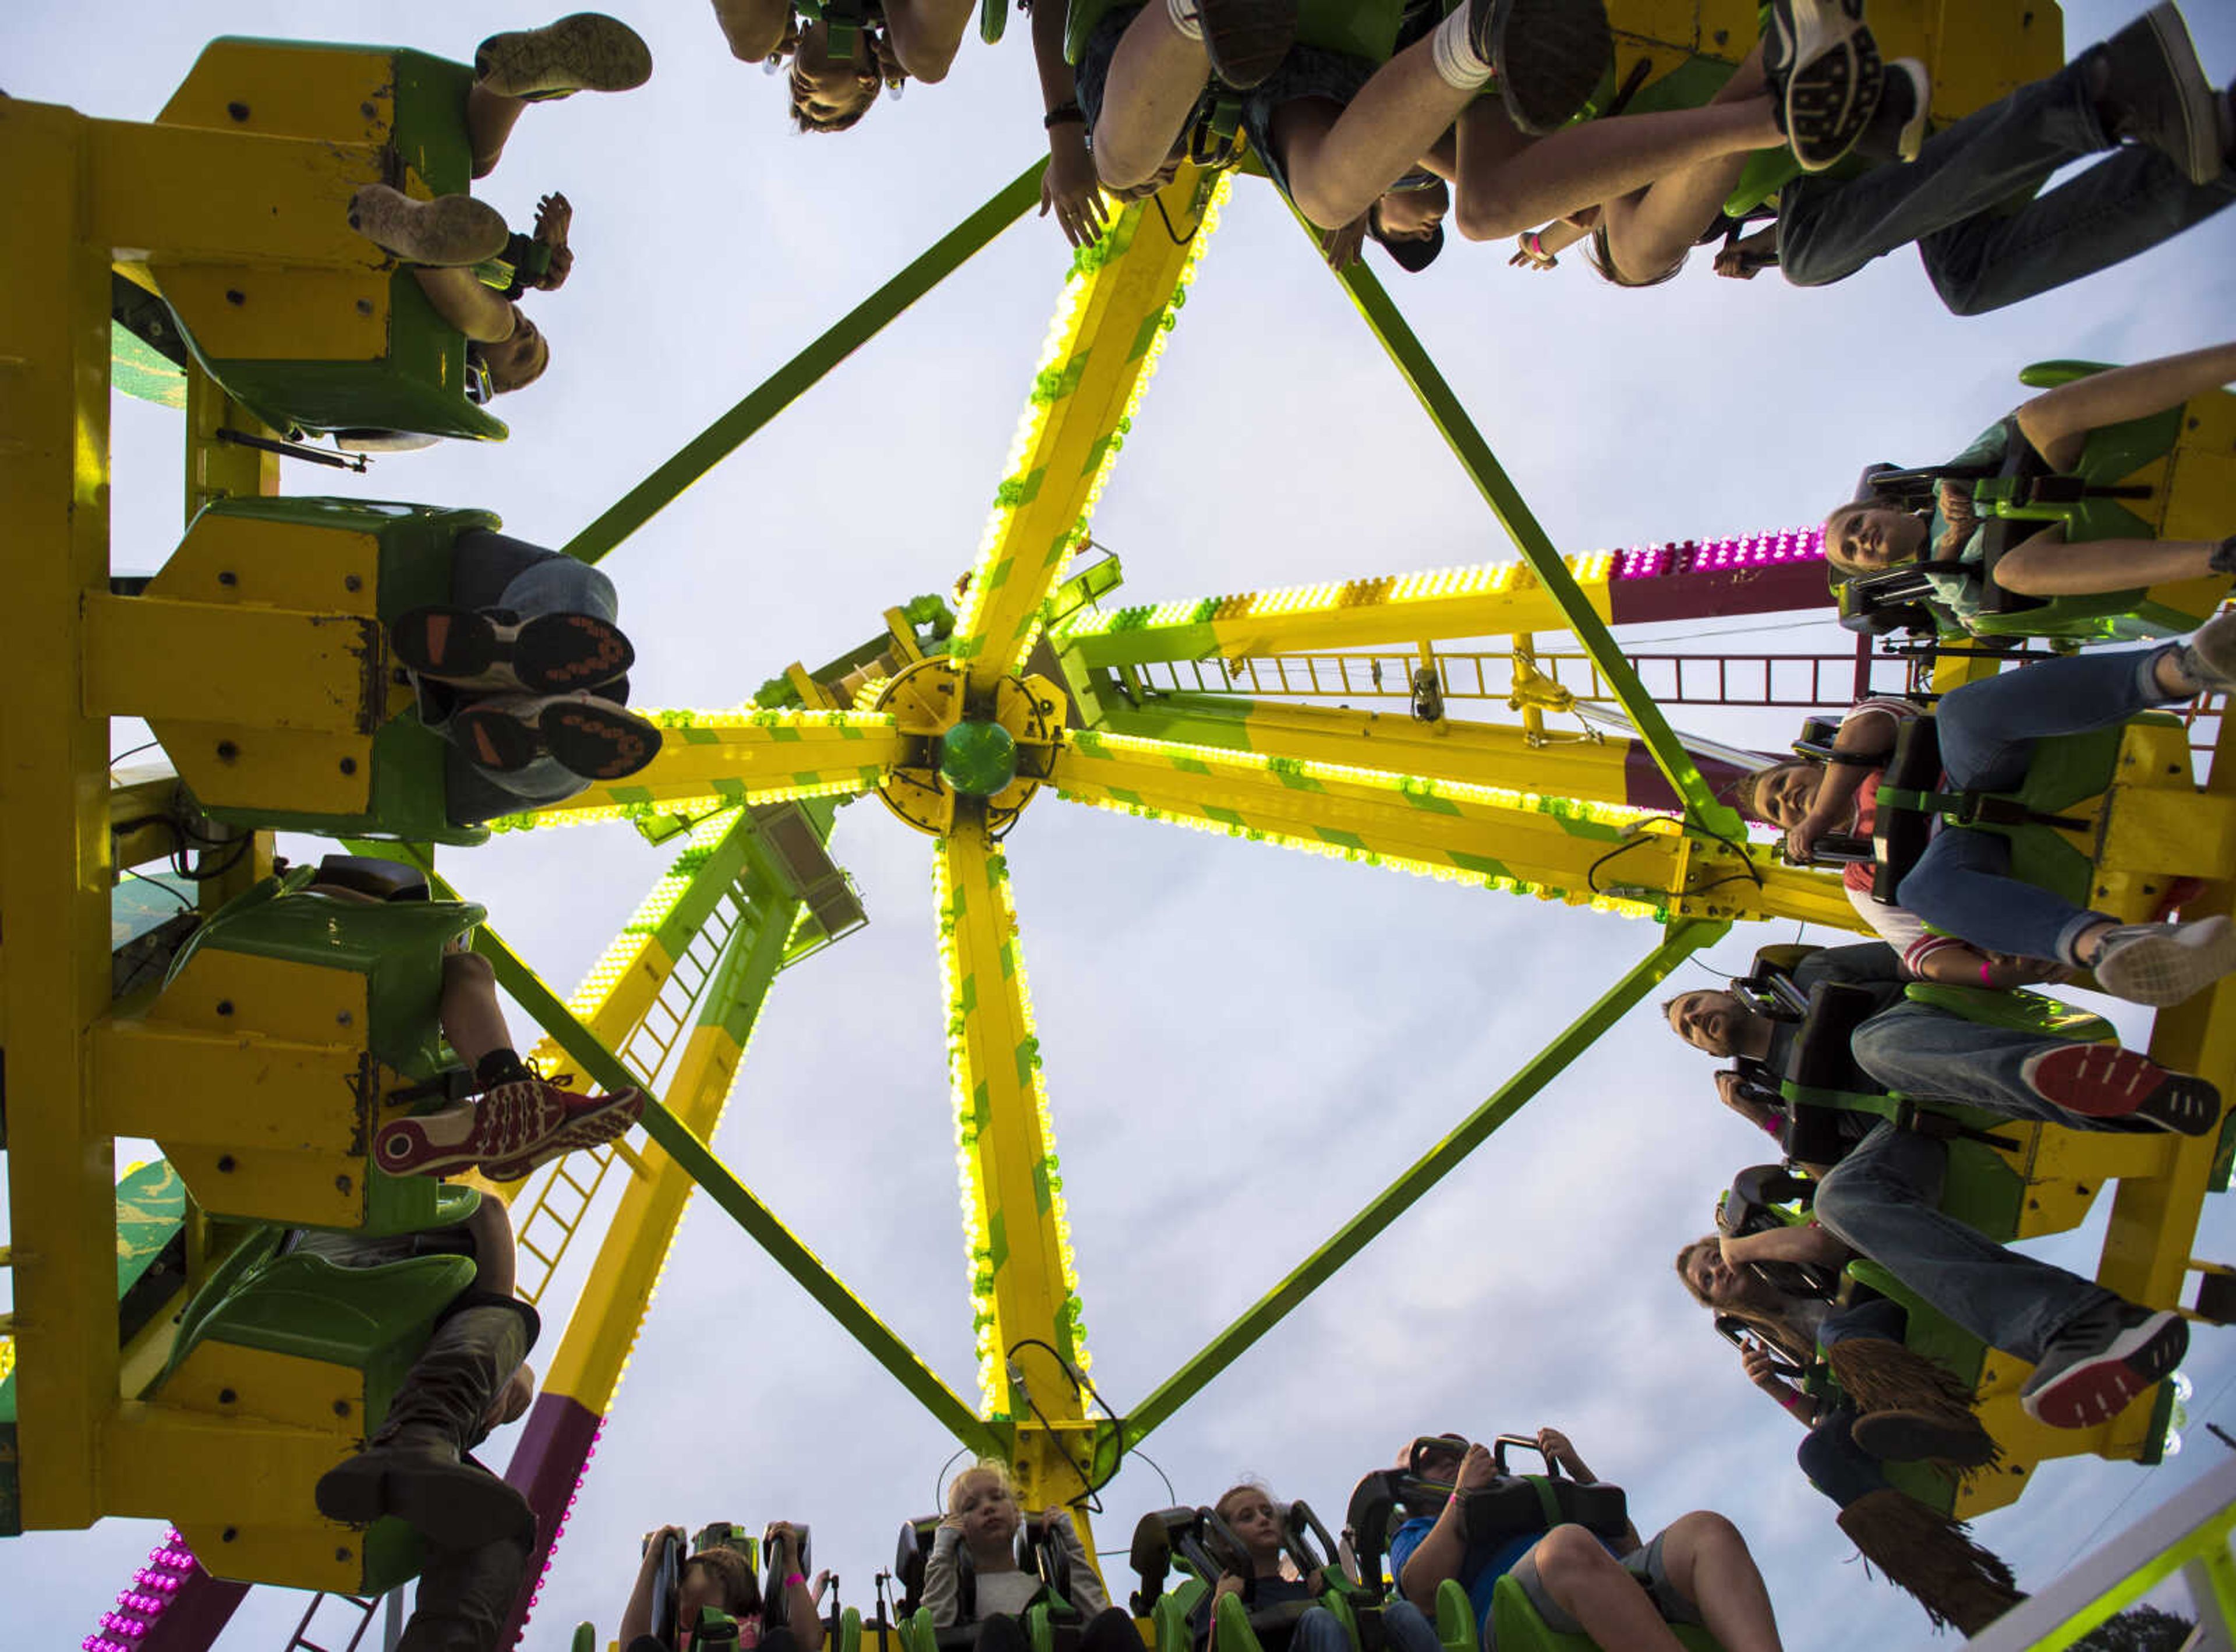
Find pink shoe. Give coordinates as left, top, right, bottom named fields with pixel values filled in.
left=373, top=1073, right=635, bottom=1180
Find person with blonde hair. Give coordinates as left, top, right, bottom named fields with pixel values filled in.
left=928, top=1462, right=1145, bottom=1652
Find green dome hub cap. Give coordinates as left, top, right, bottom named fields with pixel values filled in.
left=940, top=720, right=1018, bottom=797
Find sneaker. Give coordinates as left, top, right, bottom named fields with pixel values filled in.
left=389, top=605, right=635, bottom=695
left=2021, top=1301, right=2187, bottom=1428
left=1764, top=0, right=1884, bottom=172
left=2090, top=914, right=2236, bottom=1007
left=374, top=1085, right=565, bottom=1179
left=475, top=12, right=654, bottom=100
left=480, top=1084, right=645, bottom=1181
left=1196, top=0, right=1299, bottom=91
left=1851, top=57, right=1930, bottom=164
left=1473, top=0, right=1613, bottom=139
left=2020, top=1042, right=2223, bottom=1135
left=2209, top=535, right=2235, bottom=577
left=347, top=184, right=509, bottom=266
left=2175, top=610, right=2236, bottom=691
left=2095, top=1, right=2221, bottom=188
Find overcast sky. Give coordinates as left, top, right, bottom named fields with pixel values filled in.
left=7, top=2, right=2236, bottom=1648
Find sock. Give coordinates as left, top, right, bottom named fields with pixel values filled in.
left=476, top=1048, right=535, bottom=1091
left=1430, top=8, right=1493, bottom=91
left=1165, top=0, right=1203, bottom=43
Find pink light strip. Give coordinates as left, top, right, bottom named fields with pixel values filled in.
left=83, top=1529, right=200, bottom=1651
left=1611, top=528, right=1827, bottom=581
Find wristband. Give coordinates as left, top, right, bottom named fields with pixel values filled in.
left=1979, top=959, right=1994, bottom=986
left=1043, top=101, right=1085, bottom=129
left=786, top=1573, right=808, bottom=1589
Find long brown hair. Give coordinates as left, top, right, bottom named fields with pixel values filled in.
left=1672, top=1234, right=1818, bottom=1370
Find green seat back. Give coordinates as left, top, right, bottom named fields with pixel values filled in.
left=176, top=41, right=508, bottom=446
left=1150, top=1576, right=1207, bottom=1652
left=165, top=873, right=484, bottom=1078
left=1488, top=1572, right=1725, bottom=1652
left=1434, top=1578, right=1477, bottom=1652
left=190, top=494, right=500, bottom=847
left=1960, top=721, right=2139, bottom=907
left=1902, top=982, right=2115, bottom=1045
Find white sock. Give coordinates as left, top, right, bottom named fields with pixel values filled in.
left=1430, top=8, right=1493, bottom=90
left=1166, top=0, right=1204, bottom=43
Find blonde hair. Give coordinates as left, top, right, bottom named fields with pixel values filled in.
left=947, top=1459, right=1016, bottom=1515
left=1821, top=501, right=1874, bottom=576
left=1672, top=1234, right=1817, bottom=1370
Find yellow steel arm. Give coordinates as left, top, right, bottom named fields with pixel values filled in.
left=950, top=167, right=1231, bottom=691
left=1049, top=728, right=1856, bottom=931
left=936, top=826, right=1099, bottom=1537
left=512, top=712, right=903, bottom=829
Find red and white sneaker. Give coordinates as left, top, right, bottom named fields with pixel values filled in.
left=2021, top=1303, right=2187, bottom=1429
left=374, top=1083, right=568, bottom=1179
left=479, top=1082, right=644, bottom=1181
left=2020, top=1042, right=2223, bottom=1136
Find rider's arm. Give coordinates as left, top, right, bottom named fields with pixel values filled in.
left=924, top=1527, right=966, bottom=1629
left=1722, top=1224, right=1848, bottom=1269
left=1396, top=1500, right=1470, bottom=1615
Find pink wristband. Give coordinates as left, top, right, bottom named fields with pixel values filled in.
left=1979, top=960, right=1994, bottom=986
left=785, top=1573, right=808, bottom=1589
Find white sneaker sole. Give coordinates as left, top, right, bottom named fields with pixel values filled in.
left=2022, top=1310, right=2187, bottom=1428
left=2095, top=915, right=2236, bottom=1007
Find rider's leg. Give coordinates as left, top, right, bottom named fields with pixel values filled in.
left=2014, top=340, right=2236, bottom=469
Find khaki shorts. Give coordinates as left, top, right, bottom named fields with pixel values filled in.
left=1497, top=1529, right=1700, bottom=1647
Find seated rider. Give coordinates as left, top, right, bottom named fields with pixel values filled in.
left=307, top=1195, right=541, bottom=1652
left=1389, top=1429, right=1785, bottom=1651
left=1663, top=939, right=2219, bottom=1428
left=380, top=528, right=666, bottom=827
left=302, top=869, right=645, bottom=1181
left=618, top=1521, right=825, bottom=1651
left=1671, top=1248, right=2024, bottom=1636
left=1821, top=338, right=2236, bottom=626
left=1197, top=1481, right=1437, bottom=1652
left=712, top=0, right=970, bottom=134
left=1077, top=0, right=1883, bottom=282
left=928, top=1462, right=1144, bottom=1652
left=345, top=13, right=654, bottom=401
left=1737, top=614, right=2236, bottom=1007
left=1715, top=2, right=2234, bottom=315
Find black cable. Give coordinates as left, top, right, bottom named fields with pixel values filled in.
left=120, top=868, right=196, bottom=913
left=109, top=737, right=162, bottom=770
left=1128, top=1447, right=1176, bottom=1507
left=1007, top=1337, right=1127, bottom=1498
left=1018, top=1385, right=1102, bottom=1512
left=1152, top=190, right=1200, bottom=249
left=1582, top=832, right=1656, bottom=895
left=934, top=1445, right=971, bottom=1515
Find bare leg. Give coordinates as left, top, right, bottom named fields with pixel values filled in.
left=883, top=0, right=977, bottom=82
left=1601, top=48, right=1771, bottom=281
left=438, top=949, right=517, bottom=1073
left=1996, top=525, right=2221, bottom=596
left=1651, top=1513, right=1782, bottom=1652
left=1093, top=6, right=1213, bottom=188
left=1269, top=34, right=1476, bottom=228
left=411, top=268, right=519, bottom=342
left=2016, top=341, right=2236, bottom=471
left=713, top=0, right=792, bottom=61
left=1528, top=1528, right=1690, bottom=1651
left=466, top=84, right=528, bottom=179
left=1453, top=97, right=1782, bottom=242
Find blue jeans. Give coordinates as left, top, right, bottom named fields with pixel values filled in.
left=1813, top=1115, right=2115, bottom=1365
left=441, top=531, right=622, bottom=826
left=1371, top=1601, right=1442, bottom=1652
left=1779, top=56, right=2235, bottom=314
left=1892, top=644, right=2180, bottom=961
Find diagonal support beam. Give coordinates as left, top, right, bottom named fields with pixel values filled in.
left=561, top=161, right=1046, bottom=565
left=1333, top=257, right=1744, bottom=839
left=430, top=878, right=995, bottom=1453
left=1124, top=918, right=1726, bottom=1441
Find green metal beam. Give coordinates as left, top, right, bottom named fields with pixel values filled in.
left=421, top=869, right=998, bottom=1456
left=1123, top=917, right=1728, bottom=1443
left=562, top=160, right=1046, bottom=565
left=1331, top=255, right=1745, bottom=841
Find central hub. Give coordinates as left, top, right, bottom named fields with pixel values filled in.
left=940, top=720, right=1018, bottom=797
left=873, top=656, right=1068, bottom=836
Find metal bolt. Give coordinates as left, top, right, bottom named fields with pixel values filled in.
left=218, top=1388, right=236, bottom=1405
left=344, top=574, right=362, bottom=592
left=339, top=756, right=358, bottom=775
left=334, top=1174, right=353, bottom=1195
left=217, top=1155, right=236, bottom=1173
left=215, top=740, right=239, bottom=762
left=333, top=1399, right=351, bottom=1417
left=215, top=1000, right=234, bottom=1016
left=337, top=1010, right=352, bottom=1026
left=217, top=571, right=237, bottom=587
left=225, top=289, right=246, bottom=306
left=360, top=101, right=378, bottom=119
left=226, top=101, right=249, bottom=121
left=222, top=1528, right=238, bottom=1544
left=336, top=1547, right=352, bottom=1563
left=356, top=299, right=374, bottom=316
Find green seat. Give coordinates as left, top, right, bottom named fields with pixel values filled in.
left=181, top=494, right=499, bottom=847
left=161, top=874, right=485, bottom=1235
left=151, top=1224, right=476, bottom=1593
left=1487, top=1572, right=1724, bottom=1652
left=155, top=39, right=508, bottom=447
